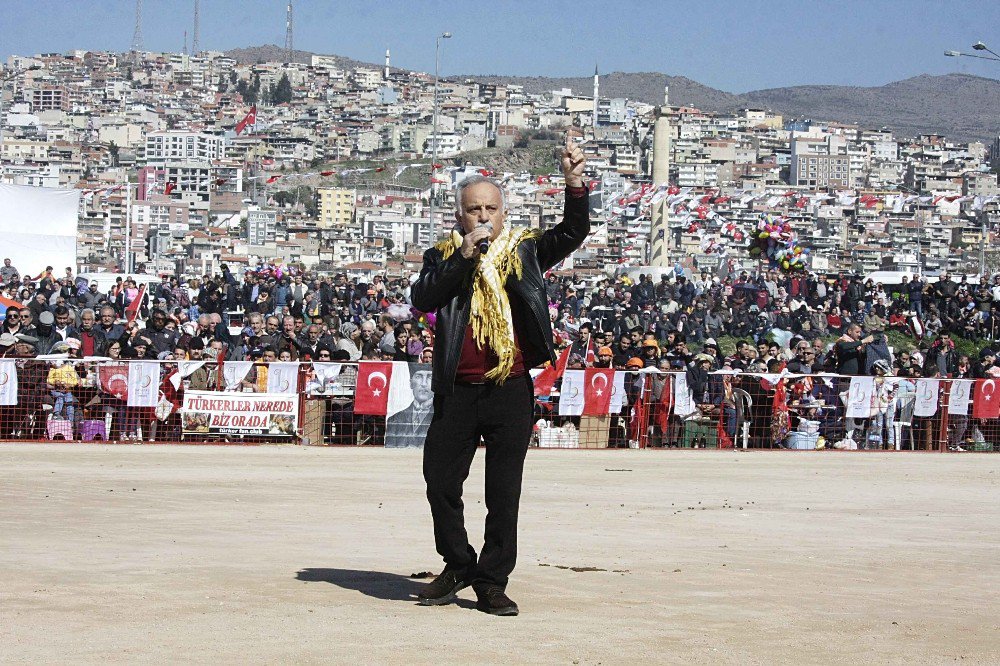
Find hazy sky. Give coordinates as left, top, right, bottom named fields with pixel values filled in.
left=3, top=0, right=998, bottom=92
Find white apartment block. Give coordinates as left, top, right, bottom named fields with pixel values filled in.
left=145, top=131, right=225, bottom=165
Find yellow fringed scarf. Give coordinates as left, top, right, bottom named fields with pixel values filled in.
left=436, top=225, right=539, bottom=383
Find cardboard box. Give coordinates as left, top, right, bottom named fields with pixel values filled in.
left=301, top=398, right=327, bottom=446
left=579, top=415, right=610, bottom=449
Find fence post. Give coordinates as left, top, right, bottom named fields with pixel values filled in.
left=938, top=379, right=950, bottom=453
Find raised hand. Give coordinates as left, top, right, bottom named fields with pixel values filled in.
left=561, top=134, right=586, bottom=188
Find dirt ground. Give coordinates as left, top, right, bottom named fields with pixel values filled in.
left=1, top=445, right=999, bottom=665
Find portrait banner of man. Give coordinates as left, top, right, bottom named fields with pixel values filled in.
left=384, top=363, right=434, bottom=448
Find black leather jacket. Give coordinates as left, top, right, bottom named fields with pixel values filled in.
left=411, top=189, right=589, bottom=394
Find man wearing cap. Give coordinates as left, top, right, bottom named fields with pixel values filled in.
left=410, top=135, right=588, bottom=616
left=640, top=339, right=660, bottom=367
left=595, top=346, right=614, bottom=369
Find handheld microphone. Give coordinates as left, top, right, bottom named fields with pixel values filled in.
left=477, top=222, right=493, bottom=254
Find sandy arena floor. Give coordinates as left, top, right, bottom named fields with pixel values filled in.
left=1, top=444, right=999, bottom=664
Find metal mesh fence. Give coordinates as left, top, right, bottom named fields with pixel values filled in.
left=0, top=358, right=996, bottom=451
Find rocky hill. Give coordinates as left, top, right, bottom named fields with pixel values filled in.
left=470, top=71, right=1000, bottom=142
left=742, top=74, right=1000, bottom=142
left=226, top=45, right=999, bottom=142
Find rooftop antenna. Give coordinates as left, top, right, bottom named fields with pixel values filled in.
left=284, top=2, right=294, bottom=62
left=131, top=0, right=144, bottom=52
left=192, top=0, right=201, bottom=54
left=183, top=30, right=188, bottom=55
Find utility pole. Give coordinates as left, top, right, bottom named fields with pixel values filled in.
left=131, top=0, right=144, bottom=52
left=428, top=32, right=451, bottom=241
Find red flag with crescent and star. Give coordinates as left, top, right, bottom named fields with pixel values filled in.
left=533, top=346, right=572, bottom=397
left=972, top=378, right=1000, bottom=419
left=354, top=362, right=393, bottom=415
left=98, top=361, right=130, bottom=401
left=125, top=283, right=147, bottom=327
left=235, top=105, right=257, bottom=135
left=582, top=368, right=614, bottom=415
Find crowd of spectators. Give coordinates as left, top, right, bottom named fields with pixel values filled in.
left=2, top=255, right=1000, bottom=448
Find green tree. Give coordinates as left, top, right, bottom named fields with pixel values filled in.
left=272, top=73, right=293, bottom=105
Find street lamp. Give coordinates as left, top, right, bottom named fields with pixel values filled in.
left=972, top=41, right=1000, bottom=59
left=944, top=40, right=1000, bottom=62
left=428, top=31, right=451, bottom=241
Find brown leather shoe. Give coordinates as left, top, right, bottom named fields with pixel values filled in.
left=474, top=585, right=519, bottom=616
left=417, top=568, right=469, bottom=606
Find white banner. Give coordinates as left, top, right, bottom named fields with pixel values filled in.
left=182, top=391, right=297, bottom=436
left=266, top=362, right=299, bottom=394
left=127, top=361, right=160, bottom=407
left=948, top=379, right=973, bottom=415
left=222, top=361, right=253, bottom=391
left=913, top=379, right=939, bottom=417
left=177, top=360, right=206, bottom=378
left=0, top=359, right=18, bottom=406
left=673, top=372, right=697, bottom=417
left=386, top=361, right=413, bottom=418
left=558, top=369, right=585, bottom=416
left=306, top=363, right=344, bottom=395
left=846, top=377, right=875, bottom=419
left=608, top=370, right=627, bottom=413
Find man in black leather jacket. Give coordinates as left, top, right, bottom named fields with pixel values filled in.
left=410, top=136, right=588, bottom=616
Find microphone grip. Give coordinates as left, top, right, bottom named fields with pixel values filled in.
left=476, top=222, right=493, bottom=254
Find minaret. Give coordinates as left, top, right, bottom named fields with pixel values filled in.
left=592, top=64, right=599, bottom=128
left=649, top=84, right=672, bottom=267
left=384, top=49, right=391, bottom=80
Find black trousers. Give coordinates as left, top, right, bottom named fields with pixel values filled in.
left=422, top=374, right=533, bottom=589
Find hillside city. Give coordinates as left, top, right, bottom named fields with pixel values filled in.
left=1, top=46, right=999, bottom=282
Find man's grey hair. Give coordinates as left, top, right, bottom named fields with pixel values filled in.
left=455, top=174, right=507, bottom=215
left=80, top=308, right=95, bottom=319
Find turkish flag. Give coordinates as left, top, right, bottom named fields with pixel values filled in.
left=99, top=362, right=131, bottom=401
left=583, top=368, right=614, bottom=416
left=266, top=175, right=281, bottom=184
left=628, top=375, right=649, bottom=448
left=320, top=170, right=335, bottom=176
left=653, top=373, right=673, bottom=431
left=164, top=181, right=176, bottom=195
left=125, top=283, right=146, bottom=326
left=972, top=379, right=1000, bottom=419
left=534, top=346, right=571, bottom=397
left=354, top=362, right=393, bottom=415
left=235, top=105, right=257, bottom=135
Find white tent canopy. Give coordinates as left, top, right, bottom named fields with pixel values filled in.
left=0, top=184, right=79, bottom=277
